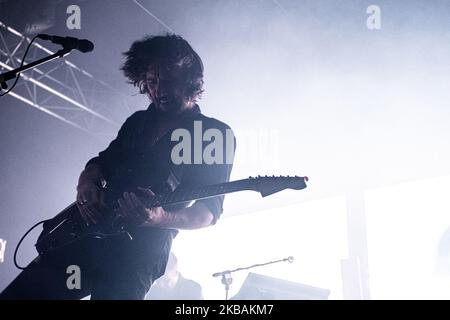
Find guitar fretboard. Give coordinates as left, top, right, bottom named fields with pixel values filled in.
left=144, top=179, right=255, bottom=208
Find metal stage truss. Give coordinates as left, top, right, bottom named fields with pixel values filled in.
left=0, top=20, right=137, bottom=138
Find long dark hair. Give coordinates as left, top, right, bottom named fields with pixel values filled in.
left=121, top=34, right=204, bottom=101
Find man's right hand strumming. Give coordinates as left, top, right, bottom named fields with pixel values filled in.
left=76, top=164, right=107, bottom=225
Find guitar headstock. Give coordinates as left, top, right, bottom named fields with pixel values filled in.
left=248, top=175, right=308, bottom=197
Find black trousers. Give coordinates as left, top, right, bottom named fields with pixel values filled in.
left=0, top=233, right=170, bottom=300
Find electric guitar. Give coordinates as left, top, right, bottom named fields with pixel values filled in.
left=35, top=175, right=308, bottom=255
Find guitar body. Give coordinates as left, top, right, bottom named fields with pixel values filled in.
left=35, top=165, right=159, bottom=255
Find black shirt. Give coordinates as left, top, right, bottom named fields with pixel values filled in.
left=85, top=104, right=235, bottom=269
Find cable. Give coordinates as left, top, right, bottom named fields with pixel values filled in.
left=1, top=34, right=39, bottom=97
left=13, top=220, right=47, bottom=270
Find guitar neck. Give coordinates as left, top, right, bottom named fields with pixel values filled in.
left=143, top=179, right=255, bottom=208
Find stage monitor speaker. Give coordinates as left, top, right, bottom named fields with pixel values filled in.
left=231, top=272, right=330, bottom=300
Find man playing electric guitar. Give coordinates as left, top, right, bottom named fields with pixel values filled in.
left=0, top=34, right=235, bottom=300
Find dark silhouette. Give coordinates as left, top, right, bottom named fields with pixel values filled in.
left=146, top=252, right=203, bottom=300
left=1, top=34, right=234, bottom=300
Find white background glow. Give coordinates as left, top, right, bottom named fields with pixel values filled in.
left=172, top=195, right=348, bottom=299
left=366, top=174, right=450, bottom=299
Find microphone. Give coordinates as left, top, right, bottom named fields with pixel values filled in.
left=212, top=256, right=295, bottom=278
left=212, top=271, right=229, bottom=277
left=37, top=34, right=94, bottom=53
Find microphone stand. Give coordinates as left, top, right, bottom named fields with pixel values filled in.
left=212, top=256, right=294, bottom=300
left=0, top=47, right=72, bottom=92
